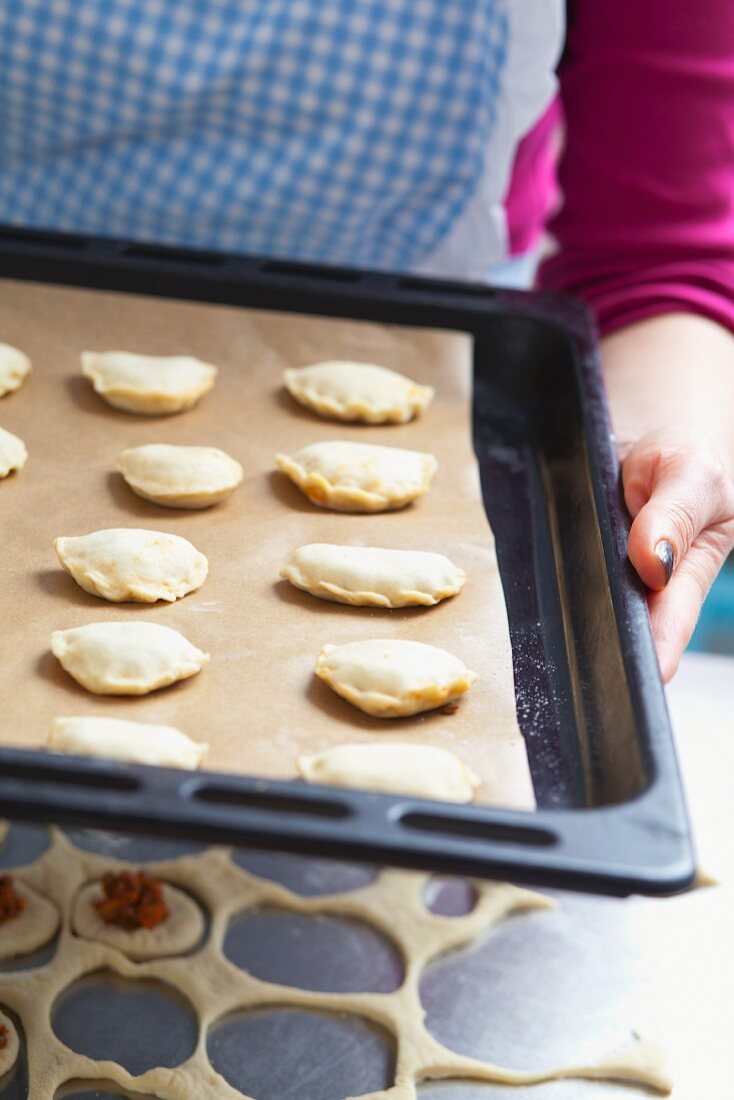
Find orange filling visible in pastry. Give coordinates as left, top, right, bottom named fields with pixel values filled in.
left=0, top=875, right=27, bottom=924
left=93, top=871, right=169, bottom=931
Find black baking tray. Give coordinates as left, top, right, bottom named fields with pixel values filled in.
left=0, top=225, right=695, bottom=896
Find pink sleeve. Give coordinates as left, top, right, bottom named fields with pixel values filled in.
left=536, top=0, right=734, bottom=337
left=504, top=98, right=562, bottom=258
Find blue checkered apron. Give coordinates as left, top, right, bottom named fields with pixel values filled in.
left=0, top=1, right=520, bottom=271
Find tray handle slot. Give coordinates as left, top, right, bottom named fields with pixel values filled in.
left=115, top=242, right=226, bottom=267
left=188, top=783, right=351, bottom=820
left=396, top=276, right=497, bottom=299
left=259, top=259, right=364, bottom=284
left=0, top=760, right=139, bottom=793
left=0, top=226, right=86, bottom=250
left=400, top=811, right=557, bottom=848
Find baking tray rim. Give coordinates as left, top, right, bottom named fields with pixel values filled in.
left=0, top=225, right=695, bottom=897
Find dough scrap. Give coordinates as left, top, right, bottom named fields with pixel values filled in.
left=0, top=341, right=31, bottom=397
left=49, top=717, right=208, bottom=770
left=276, top=440, right=437, bottom=513
left=0, top=881, right=60, bottom=961
left=53, top=528, right=208, bottom=603
left=282, top=543, right=465, bottom=608
left=81, top=351, right=217, bottom=415
left=0, top=829, right=670, bottom=1097
left=0, top=1009, right=19, bottom=1078
left=0, top=425, right=27, bottom=478
left=117, top=443, right=243, bottom=509
left=51, top=621, right=209, bottom=696
left=298, top=742, right=480, bottom=802
left=72, top=880, right=204, bottom=961
left=315, top=638, right=477, bottom=718
left=284, top=360, right=434, bottom=424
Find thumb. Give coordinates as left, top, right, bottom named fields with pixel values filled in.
left=623, top=430, right=731, bottom=591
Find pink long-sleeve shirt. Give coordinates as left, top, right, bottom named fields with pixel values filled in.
left=507, top=1, right=734, bottom=337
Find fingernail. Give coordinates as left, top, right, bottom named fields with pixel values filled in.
left=654, top=539, right=675, bottom=584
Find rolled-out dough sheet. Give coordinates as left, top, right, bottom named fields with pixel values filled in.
left=0, top=277, right=534, bottom=809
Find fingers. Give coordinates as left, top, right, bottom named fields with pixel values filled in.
left=647, top=534, right=732, bottom=681
left=623, top=429, right=733, bottom=591
left=621, top=428, right=734, bottom=680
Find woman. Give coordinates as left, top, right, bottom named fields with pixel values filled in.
left=1, top=0, right=732, bottom=679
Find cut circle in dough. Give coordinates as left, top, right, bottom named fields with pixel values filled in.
left=284, top=360, right=434, bottom=424
left=51, top=621, right=209, bottom=696
left=276, top=441, right=437, bottom=513
left=0, top=880, right=60, bottom=961
left=53, top=528, right=208, bottom=603
left=72, top=880, right=205, bottom=960
left=0, top=425, right=27, bottom=478
left=0, top=341, right=31, bottom=397
left=0, top=1009, right=19, bottom=1078
left=117, top=443, right=243, bottom=509
left=81, top=351, right=217, bottom=415
left=315, top=639, right=477, bottom=718
left=282, top=543, right=465, bottom=608
left=49, top=717, right=208, bottom=770
left=298, top=742, right=480, bottom=803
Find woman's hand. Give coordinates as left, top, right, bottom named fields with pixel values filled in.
left=622, top=427, right=734, bottom=681
left=601, top=313, right=734, bottom=681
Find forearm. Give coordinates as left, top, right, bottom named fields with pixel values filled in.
left=600, top=313, right=734, bottom=681
left=540, top=1, right=734, bottom=385
left=539, top=0, right=734, bottom=678
left=601, top=313, right=734, bottom=476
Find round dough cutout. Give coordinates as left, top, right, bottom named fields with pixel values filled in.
left=0, top=881, right=60, bottom=961
left=0, top=1009, right=19, bottom=1078
left=72, top=880, right=205, bottom=960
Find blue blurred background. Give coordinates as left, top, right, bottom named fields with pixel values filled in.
left=689, top=554, right=734, bottom=656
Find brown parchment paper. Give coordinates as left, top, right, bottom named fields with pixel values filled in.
left=0, top=276, right=534, bottom=809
